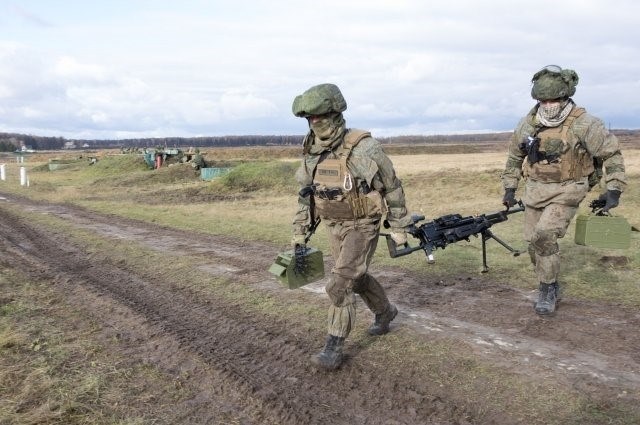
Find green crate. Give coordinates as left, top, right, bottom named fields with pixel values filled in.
left=574, top=214, right=631, bottom=249
left=200, top=167, right=231, bottom=181
left=268, top=247, right=325, bottom=289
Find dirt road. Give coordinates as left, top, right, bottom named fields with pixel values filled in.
left=1, top=193, right=639, bottom=424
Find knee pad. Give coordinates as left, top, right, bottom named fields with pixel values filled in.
left=326, top=275, right=354, bottom=307
left=530, top=229, right=559, bottom=256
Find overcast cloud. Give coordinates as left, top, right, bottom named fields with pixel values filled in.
left=1, top=0, right=639, bottom=140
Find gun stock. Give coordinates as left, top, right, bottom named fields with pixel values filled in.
left=384, top=233, right=430, bottom=259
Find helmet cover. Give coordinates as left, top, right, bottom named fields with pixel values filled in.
left=292, top=83, right=347, bottom=117
left=531, top=65, right=579, bottom=100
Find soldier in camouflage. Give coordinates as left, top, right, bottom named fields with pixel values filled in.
left=501, top=65, right=627, bottom=316
left=291, top=83, right=413, bottom=370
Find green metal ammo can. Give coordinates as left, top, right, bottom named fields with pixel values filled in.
left=268, top=247, right=325, bottom=289
left=574, top=214, right=631, bottom=249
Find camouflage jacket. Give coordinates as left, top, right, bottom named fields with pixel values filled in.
left=501, top=103, right=626, bottom=192
left=292, top=130, right=412, bottom=236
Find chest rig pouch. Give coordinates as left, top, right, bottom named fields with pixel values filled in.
left=313, top=130, right=387, bottom=220
left=524, top=107, right=594, bottom=183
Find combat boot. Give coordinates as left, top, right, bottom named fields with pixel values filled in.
left=534, top=282, right=558, bottom=316
left=368, top=304, right=398, bottom=336
left=311, top=335, right=345, bottom=370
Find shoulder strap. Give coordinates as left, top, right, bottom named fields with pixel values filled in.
left=561, top=107, right=586, bottom=140
left=343, top=128, right=371, bottom=150
left=339, top=129, right=371, bottom=192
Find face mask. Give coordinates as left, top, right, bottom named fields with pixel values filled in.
left=539, top=101, right=563, bottom=120
left=309, top=116, right=336, bottom=140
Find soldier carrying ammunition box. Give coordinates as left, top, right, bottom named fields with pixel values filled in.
left=501, top=65, right=627, bottom=316
left=290, top=83, right=413, bottom=370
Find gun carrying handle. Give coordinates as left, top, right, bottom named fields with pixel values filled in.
left=505, top=199, right=525, bottom=214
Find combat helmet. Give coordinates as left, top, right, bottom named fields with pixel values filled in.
left=292, top=83, right=347, bottom=117
left=531, top=65, right=579, bottom=101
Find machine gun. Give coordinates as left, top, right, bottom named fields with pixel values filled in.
left=383, top=201, right=525, bottom=272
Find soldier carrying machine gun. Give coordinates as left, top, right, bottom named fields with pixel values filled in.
left=382, top=201, right=525, bottom=273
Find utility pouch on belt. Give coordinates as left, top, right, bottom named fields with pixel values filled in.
left=348, top=190, right=386, bottom=218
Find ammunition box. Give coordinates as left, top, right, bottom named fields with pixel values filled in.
left=268, top=247, right=325, bottom=289
left=574, top=214, right=631, bottom=249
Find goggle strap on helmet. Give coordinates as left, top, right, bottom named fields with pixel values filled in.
left=531, top=66, right=579, bottom=100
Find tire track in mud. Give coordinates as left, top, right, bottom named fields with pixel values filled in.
left=377, top=270, right=640, bottom=391
left=12, top=195, right=640, bottom=396
left=0, top=201, right=474, bottom=425
left=3, top=194, right=640, bottom=417
left=0, top=212, right=282, bottom=423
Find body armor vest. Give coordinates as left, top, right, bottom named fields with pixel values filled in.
left=524, top=107, right=595, bottom=183
left=313, top=130, right=387, bottom=220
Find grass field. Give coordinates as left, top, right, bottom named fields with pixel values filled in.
left=2, top=146, right=637, bottom=305
left=1, top=145, right=639, bottom=424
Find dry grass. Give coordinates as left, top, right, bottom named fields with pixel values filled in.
left=2, top=146, right=640, bottom=424
left=12, top=208, right=629, bottom=425
left=1, top=146, right=638, bottom=305
left=389, top=152, right=508, bottom=175
left=390, top=149, right=640, bottom=175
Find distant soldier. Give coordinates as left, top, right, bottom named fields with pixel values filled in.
left=191, top=148, right=207, bottom=170
left=291, top=83, right=413, bottom=370
left=501, top=65, right=627, bottom=315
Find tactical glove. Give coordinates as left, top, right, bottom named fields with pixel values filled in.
left=502, top=188, right=517, bottom=208
left=291, top=234, right=306, bottom=248
left=598, top=189, right=621, bottom=212
left=389, top=228, right=408, bottom=245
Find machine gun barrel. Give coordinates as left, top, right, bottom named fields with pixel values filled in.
left=484, top=202, right=525, bottom=224
left=383, top=201, right=525, bottom=272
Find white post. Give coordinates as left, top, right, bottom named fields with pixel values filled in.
left=0, top=164, right=5, bottom=181
left=20, top=167, right=27, bottom=186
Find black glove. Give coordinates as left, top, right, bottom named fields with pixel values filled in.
left=502, top=188, right=517, bottom=208
left=598, top=190, right=621, bottom=212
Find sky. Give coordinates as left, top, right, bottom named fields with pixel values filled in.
left=1, top=0, right=639, bottom=140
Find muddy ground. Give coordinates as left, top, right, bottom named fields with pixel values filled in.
left=1, top=193, right=639, bottom=424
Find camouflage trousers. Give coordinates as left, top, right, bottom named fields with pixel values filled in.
left=524, top=178, right=589, bottom=283
left=323, top=219, right=390, bottom=338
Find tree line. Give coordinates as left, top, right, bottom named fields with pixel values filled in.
left=2, top=129, right=637, bottom=152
